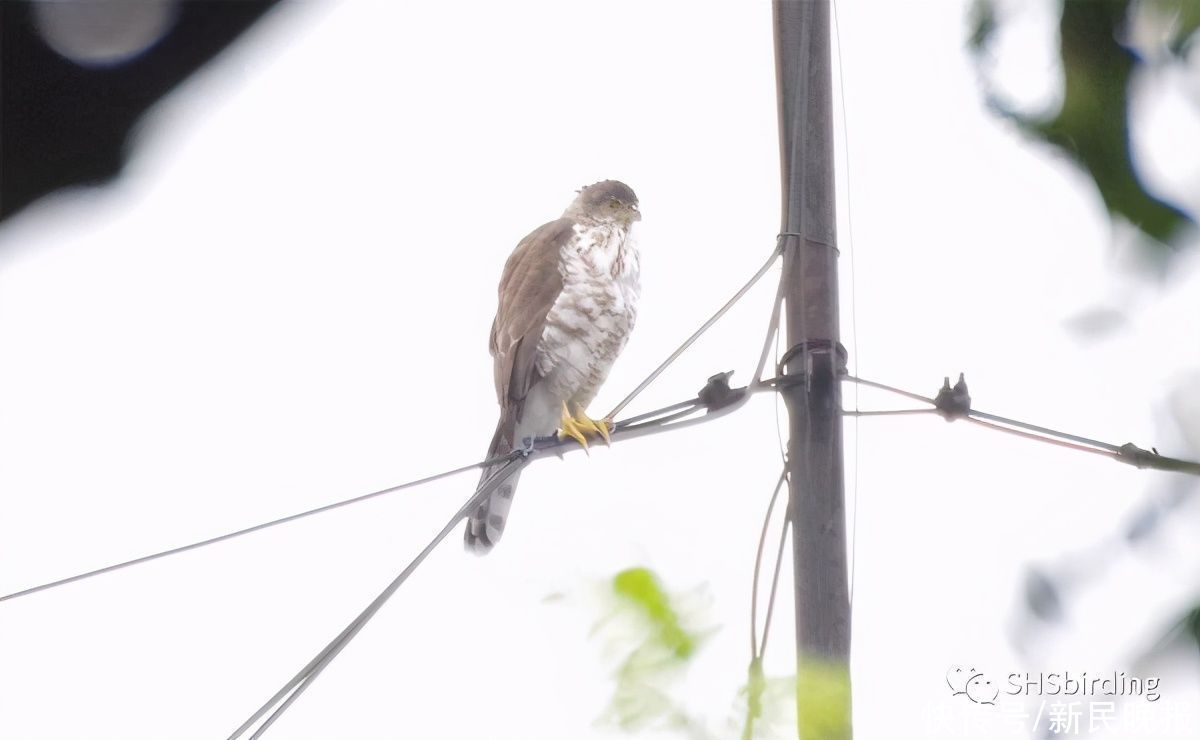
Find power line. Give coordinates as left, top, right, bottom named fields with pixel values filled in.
left=231, top=458, right=527, bottom=740
left=228, top=248, right=787, bottom=737
left=843, top=374, right=1200, bottom=476
left=965, top=416, right=1117, bottom=459
left=754, top=469, right=791, bottom=660
left=0, top=387, right=754, bottom=606
left=831, top=0, right=864, bottom=614
left=8, top=237, right=858, bottom=736
left=0, top=452, right=513, bottom=603
left=1, top=246, right=782, bottom=609
left=749, top=467, right=787, bottom=659
left=605, top=244, right=782, bottom=420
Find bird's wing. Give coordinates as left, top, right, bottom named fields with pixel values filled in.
left=490, top=217, right=573, bottom=425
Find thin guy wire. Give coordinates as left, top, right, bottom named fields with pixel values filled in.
left=0, top=452, right=513, bottom=604
left=234, top=377, right=764, bottom=736
left=605, top=245, right=782, bottom=420
left=617, top=405, right=704, bottom=432
left=231, top=458, right=526, bottom=740
left=6, top=243, right=796, bottom=733
left=750, top=468, right=788, bottom=658
left=832, top=0, right=862, bottom=613
left=969, top=408, right=1122, bottom=453
left=750, top=278, right=789, bottom=658
left=616, top=398, right=701, bottom=427
left=753, top=269, right=786, bottom=386
left=3, top=393, right=719, bottom=605
left=232, top=395, right=758, bottom=734
left=752, top=271, right=787, bottom=463
left=231, top=389, right=763, bottom=737
left=753, top=278, right=792, bottom=652
left=758, top=500, right=791, bottom=657
left=842, top=374, right=1200, bottom=475
left=965, top=417, right=1118, bottom=459
left=772, top=328, right=787, bottom=464
left=843, top=375, right=1123, bottom=453
left=843, top=375, right=937, bottom=407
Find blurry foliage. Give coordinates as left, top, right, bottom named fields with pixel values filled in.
left=613, top=567, right=698, bottom=661
left=589, top=567, right=798, bottom=740
left=1144, top=0, right=1200, bottom=55
left=795, top=660, right=851, bottom=740
left=738, top=657, right=797, bottom=740
left=1184, top=604, right=1200, bottom=645
left=597, top=567, right=711, bottom=737
left=970, top=0, right=1197, bottom=258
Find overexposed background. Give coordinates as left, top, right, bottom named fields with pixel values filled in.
left=2, top=1, right=1199, bottom=738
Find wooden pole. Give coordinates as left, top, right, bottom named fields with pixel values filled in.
left=773, top=1, right=852, bottom=736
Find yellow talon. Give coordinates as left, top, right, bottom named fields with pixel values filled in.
left=556, top=402, right=614, bottom=450
left=579, top=409, right=613, bottom=445
left=572, top=404, right=612, bottom=446
left=558, top=401, right=590, bottom=451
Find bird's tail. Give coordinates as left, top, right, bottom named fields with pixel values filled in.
left=464, top=419, right=522, bottom=555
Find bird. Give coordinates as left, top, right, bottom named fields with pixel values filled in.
left=465, top=180, right=642, bottom=554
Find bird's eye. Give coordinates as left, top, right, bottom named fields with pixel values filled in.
left=610, top=200, right=619, bottom=208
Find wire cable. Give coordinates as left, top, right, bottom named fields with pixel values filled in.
left=605, top=245, right=782, bottom=420
left=831, top=0, right=863, bottom=613
left=843, top=375, right=937, bottom=407
left=230, top=458, right=526, bottom=740
left=231, top=260, right=793, bottom=736
left=1, top=391, right=743, bottom=606
left=965, top=416, right=1117, bottom=459
left=5, top=244, right=785, bottom=605
left=843, top=374, right=1200, bottom=476
left=6, top=239, right=791, bottom=737
left=843, top=408, right=937, bottom=417
left=225, top=292, right=777, bottom=735
left=843, top=374, right=1119, bottom=451
left=968, top=408, right=1122, bottom=453
left=0, top=453, right=512, bottom=604
left=757, top=495, right=791, bottom=658
left=749, top=468, right=787, bottom=658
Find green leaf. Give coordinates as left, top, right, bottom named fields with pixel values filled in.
left=595, top=568, right=710, bottom=736
left=613, top=567, right=697, bottom=660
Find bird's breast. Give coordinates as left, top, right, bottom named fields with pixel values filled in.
left=535, top=223, right=641, bottom=401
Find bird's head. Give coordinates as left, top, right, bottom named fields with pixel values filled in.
left=566, top=180, right=640, bottom=225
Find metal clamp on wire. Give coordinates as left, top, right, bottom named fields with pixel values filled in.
left=698, top=370, right=743, bottom=412
left=777, top=339, right=848, bottom=393
left=933, top=373, right=972, bottom=420
left=1115, top=442, right=1160, bottom=469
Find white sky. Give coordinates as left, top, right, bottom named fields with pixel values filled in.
left=2, top=1, right=1199, bottom=738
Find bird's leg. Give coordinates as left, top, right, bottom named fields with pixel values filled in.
left=571, top=404, right=612, bottom=446
left=515, top=436, right=536, bottom=458
left=557, top=401, right=591, bottom=452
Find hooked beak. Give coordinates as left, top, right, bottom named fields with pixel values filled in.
left=629, top=204, right=641, bottom=222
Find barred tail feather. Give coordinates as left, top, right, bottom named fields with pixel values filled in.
left=465, top=419, right=520, bottom=554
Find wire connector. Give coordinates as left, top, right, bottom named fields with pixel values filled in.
left=1116, top=443, right=1160, bottom=469
left=933, top=373, right=972, bottom=420
left=698, top=370, right=744, bottom=412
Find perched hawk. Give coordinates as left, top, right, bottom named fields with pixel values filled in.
left=465, top=180, right=642, bottom=554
